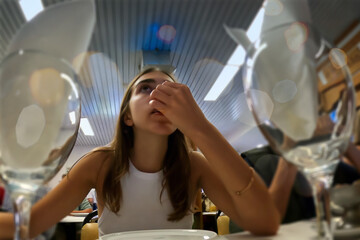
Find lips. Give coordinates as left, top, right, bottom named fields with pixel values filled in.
left=151, top=109, right=163, bottom=115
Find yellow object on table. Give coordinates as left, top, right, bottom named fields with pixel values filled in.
left=217, top=215, right=230, bottom=235
left=81, top=223, right=98, bottom=240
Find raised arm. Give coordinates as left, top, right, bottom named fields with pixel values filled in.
left=188, top=123, right=280, bottom=235
left=149, top=82, right=280, bottom=235
left=0, top=151, right=104, bottom=239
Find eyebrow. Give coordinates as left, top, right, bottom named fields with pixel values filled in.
left=134, top=78, right=156, bottom=88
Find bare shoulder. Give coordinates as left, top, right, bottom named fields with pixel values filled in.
left=68, top=148, right=114, bottom=187
left=82, top=149, right=113, bottom=164
left=189, top=150, right=207, bottom=168
left=189, top=151, right=210, bottom=179
left=72, top=149, right=112, bottom=170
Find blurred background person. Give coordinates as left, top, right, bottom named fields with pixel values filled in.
left=86, top=188, right=97, bottom=211
left=228, top=143, right=360, bottom=233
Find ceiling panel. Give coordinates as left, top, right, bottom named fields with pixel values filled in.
left=0, top=0, right=359, bottom=151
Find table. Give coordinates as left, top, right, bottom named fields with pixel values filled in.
left=203, top=211, right=218, bottom=216
left=57, top=215, right=86, bottom=239
left=60, top=215, right=85, bottom=223
left=214, top=220, right=316, bottom=239
left=214, top=219, right=360, bottom=240
left=97, top=220, right=360, bottom=239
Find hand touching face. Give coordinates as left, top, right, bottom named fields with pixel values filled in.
left=126, top=72, right=177, bottom=136
left=149, top=81, right=207, bottom=137
left=127, top=70, right=207, bottom=137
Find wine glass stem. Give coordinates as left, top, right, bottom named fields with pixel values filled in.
left=311, top=177, right=333, bottom=240
left=12, top=193, right=34, bottom=240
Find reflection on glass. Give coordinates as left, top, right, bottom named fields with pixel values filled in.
left=242, top=22, right=356, bottom=239
left=0, top=49, right=81, bottom=239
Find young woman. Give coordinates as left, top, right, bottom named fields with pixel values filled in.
left=0, top=67, right=280, bottom=238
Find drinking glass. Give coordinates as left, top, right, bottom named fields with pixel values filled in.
left=242, top=22, right=356, bottom=239
left=0, top=49, right=81, bottom=239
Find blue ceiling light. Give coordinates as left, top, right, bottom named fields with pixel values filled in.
left=143, top=22, right=173, bottom=51
left=143, top=22, right=160, bottom=51
left=141, top=23, right=176, bottom=72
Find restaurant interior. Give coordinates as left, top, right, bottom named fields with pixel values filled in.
left=1, top=0, right=360, bottom=239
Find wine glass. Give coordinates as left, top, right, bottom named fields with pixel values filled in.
left=242, top=22, right=356, bottom=239
left=0, top=49, right=81, bottom=239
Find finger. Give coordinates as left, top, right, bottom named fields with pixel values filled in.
left=163, top=82, right=192, bottom=98
left=162, top=81, right=182, bottom=89
left=150, top=88, right=170, bottom=103
left=155, top=83, right=175, bottom=96
left=149, top=99, right=167, bottom=114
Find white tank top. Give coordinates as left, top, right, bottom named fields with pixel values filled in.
left=98, top=161, right=193, bottom=236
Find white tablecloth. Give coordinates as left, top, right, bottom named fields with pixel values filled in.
left=214, top=219, right=360, bottom=239
left=215, top=220, right=317, bottom=239
left=203, top=211, right=218, bottom=216
left=60, top=215, right=85, bottom=223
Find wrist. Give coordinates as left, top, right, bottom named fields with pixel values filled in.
left=183, top=118, right=213, bottom=144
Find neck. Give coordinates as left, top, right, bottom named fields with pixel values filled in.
left=131, top=129, right=169, bottom=173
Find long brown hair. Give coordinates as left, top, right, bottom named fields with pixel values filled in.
left=95, top=67, right=191, bottom=221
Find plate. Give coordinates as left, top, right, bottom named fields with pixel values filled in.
left=100, top=229, right=217, bottom=240
left=70, top=212, right=88, bottom=217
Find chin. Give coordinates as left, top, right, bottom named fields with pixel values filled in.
left=149, top=122, right=177, bottom=136
left=152, top=127, right=177, bottom=136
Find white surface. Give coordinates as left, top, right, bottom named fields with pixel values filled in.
left=203, top=212, right=218, bottom=216
left=60, top=215, right=85, bottom=223
left=215, top=220, right=317, bottom=239
left=215, top=219, right=360, bottom=239
left=70, top=212, right=89, bottom=217
left=100, top=229, right=217, bottom=240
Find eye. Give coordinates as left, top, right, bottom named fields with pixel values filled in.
left=139, top=84, right=152, bottom=93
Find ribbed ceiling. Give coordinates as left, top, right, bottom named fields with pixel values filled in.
left=0, top=0, right=359, bottom=151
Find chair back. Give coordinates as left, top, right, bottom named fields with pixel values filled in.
left=82, top=210, right=98, bottom=226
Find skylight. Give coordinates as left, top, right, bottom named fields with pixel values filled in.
left=80, top=118, right=95, bottom=136
left=19, top=0, right=44, bottom=21
left=204, top=5, right=265, bottom=101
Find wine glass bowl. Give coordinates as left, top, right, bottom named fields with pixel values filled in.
left=242, top=22, right=356, bottom=239
left=0, top=49, right=81, bottom=239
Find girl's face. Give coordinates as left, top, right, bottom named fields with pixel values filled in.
left=125, top=71, right=177, bottom=136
